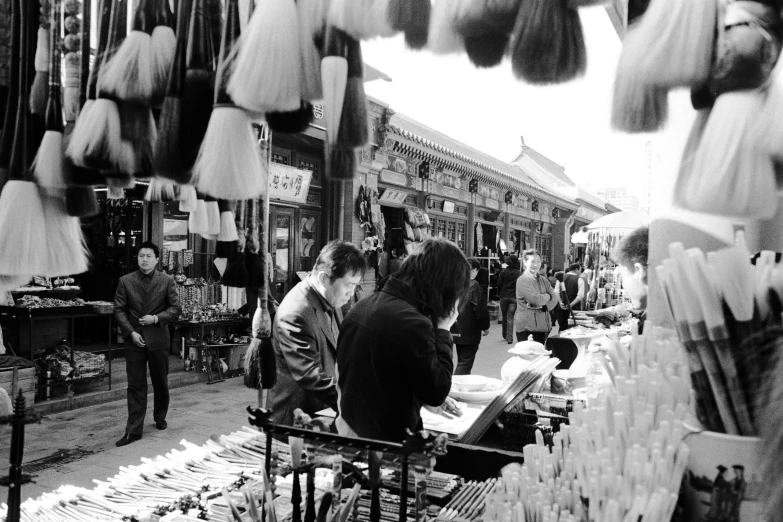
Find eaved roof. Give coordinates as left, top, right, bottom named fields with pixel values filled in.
left=386, top=112, right=576, bottom=208
left=510, top=137, right=576, bottom=188
left=576, top=187, right=607, bottom=211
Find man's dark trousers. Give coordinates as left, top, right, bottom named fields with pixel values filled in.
left=126, top=347, right=169, bottom=436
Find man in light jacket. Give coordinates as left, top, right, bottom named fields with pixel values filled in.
left=514, top=249, right=556, bottom=344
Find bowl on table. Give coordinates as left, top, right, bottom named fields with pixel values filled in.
left=449, top=375, right=504, bottom=403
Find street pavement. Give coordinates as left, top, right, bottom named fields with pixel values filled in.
left=1, top=320, right=517, bottom=504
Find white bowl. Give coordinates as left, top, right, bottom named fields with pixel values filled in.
left=451, top=375, right=492, bottom=392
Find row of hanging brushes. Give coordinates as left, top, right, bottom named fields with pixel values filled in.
left=656, top=231, right=783, bottom=437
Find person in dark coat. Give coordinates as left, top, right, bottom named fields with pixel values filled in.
left=114, top=242, right=181, bottom=447
left=267, top=240, right=366, bottom=428
left=451, top=258, right=489, bottom=375
left=496, top=255, right=522, bottom=344
left=336, top=239, right=469, bottom=443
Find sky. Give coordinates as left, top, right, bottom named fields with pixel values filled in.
left=360, top=5, right=690, bottom=209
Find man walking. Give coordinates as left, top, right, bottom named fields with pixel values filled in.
left=267, top=240, right=366, bottom=427
left=114, top=242, right=181, bottom=447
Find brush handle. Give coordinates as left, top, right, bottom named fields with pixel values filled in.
left=0, top=0, right=20, bottom=171
left=214, top=0, right=240, bottom=105
left=345, top=35, right=363, bottom=79
left=323, top=24, right=348, bottom=59
left=131, top=0, right=155, bottom=34
left=8, top=0, right=35, bottom=181
left=97, top=0, right=128, bottom=96
left=153, top=0, right=175, bottom=29
left=695, top=339, right=740, bottom=435
left=85, top=0, right=111, bottom=101
left=79, top=0, right=91, bottom=107
left=45, top=0, right=63, bottom=132
left=166, top=0, right=192, bottom=96
left=186, top=0, right=216, bottom=71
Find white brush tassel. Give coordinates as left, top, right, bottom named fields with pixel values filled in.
left=151, top=26, right=177, bottom=99
left=760, top=57, right=783, bottom=160
left=328, top=0, right=395, bottom=40
left=189, top=200, right=209, bottom=234
left=206, top=201, right=221, bottom=235
left=427, top=0, right=466, bottom=54
left=672, top=109, right=710, bottom=212
left=194, top=107, right=267, bottom=200
left=683, top=91, right=777, bottom=219
left=107, top=186, right=126, bottom=199
left=145, top=178, right=177, bottom=202
left=228, top=0, right=302, bottom=112
left=298, top=0, right=328, bottom=101
left=42, top=193, right=90, bottom=277
left=33, top=131, right=66, bottom=191
left=65, top=99, right=94, bottom=165
left=627, top=0, right=716, bottom=88
left=34, top=27, right=49, bottom=72
left=178, top=185, right=198, bottom=212
left=98, top=31, right=154, bottom=105
left=367, top=0, right=396, bottom=38
left=219, top=211, right=239, bottom=241
left=321, top=57, right=348, bottom=145
left=0, top=181, right=48, bottom=276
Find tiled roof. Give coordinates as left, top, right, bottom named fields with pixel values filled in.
left=510, top=140, right=575, bottom=188
left=386, top=113, right=576, bottom=208
left=576, top=188, right=607, bottom=210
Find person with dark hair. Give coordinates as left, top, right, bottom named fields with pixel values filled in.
left=336, top=238, right=469, bottom=442
left=267, top=240, right=366, bottom=427
left=497, top=254, right=522, bottom=344
left=451, top=258, right=490, bottom=375
left=114, top=242, right=181, bottom=447
left=612, top=226, right=649, bottom=311
left=553, top=271, right=571, bottom=331
left=514, top=249, right=556, bottom=344
left=564, top=263, right=586, bottom=311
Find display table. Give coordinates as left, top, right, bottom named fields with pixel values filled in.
left=0, top=306, right=114, bottom=396
left=170, top=318, right=250, bottom=383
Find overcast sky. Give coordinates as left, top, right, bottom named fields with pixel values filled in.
left=361, top=5, right=694, bottom=209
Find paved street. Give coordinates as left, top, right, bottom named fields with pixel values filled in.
left=1, top=320, right=517, bottom=505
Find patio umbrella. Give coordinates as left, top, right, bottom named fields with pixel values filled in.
left=586, top=209, right=649, bottom=231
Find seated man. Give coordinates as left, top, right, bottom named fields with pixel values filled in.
left=612, top=226, right=649, bottom=332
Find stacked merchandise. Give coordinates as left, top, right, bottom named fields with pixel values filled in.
left=175, top=277, right=246, bottom=321
left=403, top=207, right=431, bottom=255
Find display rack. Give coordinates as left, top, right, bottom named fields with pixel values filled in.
left=172, top=319, right=249, bottom=383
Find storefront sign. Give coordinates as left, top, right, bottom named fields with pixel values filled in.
left=269, top=163, right=312, bottom=204
left=442, top=186, right=461, bottom=200
left=484, top=198, right=499, bottom=210
left=379, top=168, right=409, bottom=187
left=443, top=201, right=455, bottom=213
left=379, top=188, right=410, bottom=206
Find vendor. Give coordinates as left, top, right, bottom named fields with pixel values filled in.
left=514, top=249, right=556, bottom=344
left=611, top=226, right=649, bottom=331
left=335, top=238, right=467, bottom=443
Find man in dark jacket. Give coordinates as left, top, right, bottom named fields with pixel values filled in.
left=113, top=242, right=181, bottom=447
left=451, top=258, right=489, bottom=375
left=496, top=255, right=521, bottom=344
left=336, top=239, right=466, bottom=443
left=564, top=263, right=586, bottom=311
left=267, top=240, right=365, bottom=427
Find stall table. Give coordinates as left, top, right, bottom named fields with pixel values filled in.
left=170, top=319, right=250, bottom=383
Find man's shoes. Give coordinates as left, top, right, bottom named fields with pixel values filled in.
left=115, top=434, right=142, bottom=447
left=156, top=420, right=167, bottom=430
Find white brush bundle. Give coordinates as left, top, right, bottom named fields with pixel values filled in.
left=219, top=211, right=239, bottom=241
left=298, top=0, right=329, bottom=101
left=189, top=200, right=209, bottom=234
left=227, top=0, right=302, bottom=113
left=41, top=193, right=90, bottom=276
left=144, top=177, right=177, bottom=202
left=32, top=131, right=66, bottom=191
left=672, top=109, right=710, bottom=211
left=65, top=98, right=137, bottom=173
left=321, top=57, right=348, bottom=145
left=99, top=31, right=154, bottom=105
left=682, top=91, right=777, bottom=219
left=628, top=0, right=717, bottom=88
left=151, top=25, right=177, bottom=99
left=427, top=0, right=467, bottom=54
left=194, top=106, right=267, bottom=200
left=0, top=181, right=49, bottom=276
left=205, top=201, right=221, bottom=235
left=178, top=184, right=198, bottom=212
left=758, top=56, right=783, bottom=160
left=328, top=0, right=396, bottom=40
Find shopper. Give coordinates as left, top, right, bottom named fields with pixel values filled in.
left=564, top=263, right=587, bottom=311
left=335, top=238, right=468, bottom=443
left=451, top=258, right=490, bottom=375
left=497, top=255, right=522, bottom=344
left=553, top=271, right=571, bottom=331
left=113, top=242, right=181, bottom=447
left=612, top=226, right=649, bottom=329
left=514, top=249, right=556, bottom=344
left=267, top=240, right=366, bottom=427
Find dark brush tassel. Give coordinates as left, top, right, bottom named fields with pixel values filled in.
left=223, top=251, right=248, bottom=287
left=316, top=492, right=333, bottom=522
left=65, top=186, right=100, bottom=217
left=510, top=0, right=586, bottom=84
left=259, top=336, right=276, bottom=389
left=215, top=240, right=238, bottom=259
left=243, top=337, right=261, bottom=389
left=246, top=251, right=264, bottom=287
left=325, top=143, right=356, bottom=181
left=465, top=33, right=510, bottom=68
left=265, top=101, right=314, bottom=134
left=337, top=35, right=369, bottom=148
left=387, top=0, right=431, bottom=50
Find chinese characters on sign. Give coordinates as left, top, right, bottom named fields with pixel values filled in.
left=269, top=163, right=313, bottom=204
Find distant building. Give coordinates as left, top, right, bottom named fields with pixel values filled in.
left=596, top=187, right=640, bottom=212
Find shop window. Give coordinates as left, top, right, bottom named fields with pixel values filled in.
left=447, top=221, right=456, bottom=243
left=298, top=158, right=320, bottom=185
left=437, top=218, right=447, bottom=239
left=457, top=222, right=466, bottom=251
left=271, top=151, right=290, bottom=165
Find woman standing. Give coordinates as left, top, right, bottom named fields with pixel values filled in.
left=514, top=249, right=556, bottom=344
left=451, top=258, right=490, bottom=375
left=496, top=255, right=521, bottom=344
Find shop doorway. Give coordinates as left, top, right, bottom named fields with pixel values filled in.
left=269, top=205, right=322, bottom=303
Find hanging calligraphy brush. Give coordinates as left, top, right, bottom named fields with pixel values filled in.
left=672, top=109, right=710, bottom=211
left=204, top=197, right=220, bottom=238
left=151, top=0, right=177, bottom=105
left=510, top=0, right=585, bottom=84
left=246, top=196, right=259, bottom=254
left=178, top=183, right=198, bottom=212
left=227, top=0, right=302, bottom=113
left=194, top=0, right=267, bottom=200
left=265, top=101, right=314, bottom=134
left=0, top=0, right=49, bottom=277
left=41, top=190, right=90, bottom=276
left=336, top=34, right=369, bottom=148
left=321, top=25, right=347, bottom=147
left=387, top=0, right=431, bottom=49
left=297, top=0, right=328, bottom=102
left=180, top=0, right=216, bottom=172
left=188, top=198, right=209, bottom=234
left=154, top=0, right=193, bottom=182
left=328, top=0, right=395, bottom=40
left=99, top=0, right=154, bottom=106
left=63, top=39, right=81, bottom=124
left=218, top=200, right=239, bottom=242
left=246, top=251, right=264, bottom=287
left=33, top=0, right=66, bottom=194
left=235, top=199, right=247, bottom=251
left=30, top=0, right=50, bottom=117
left=426, top=0, right=464, bottom=55
left=144, top=177, right=177, bottom=201
left=455, top=0, right=521, bottom=68
left=0, top=0, right=21, bottom=189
